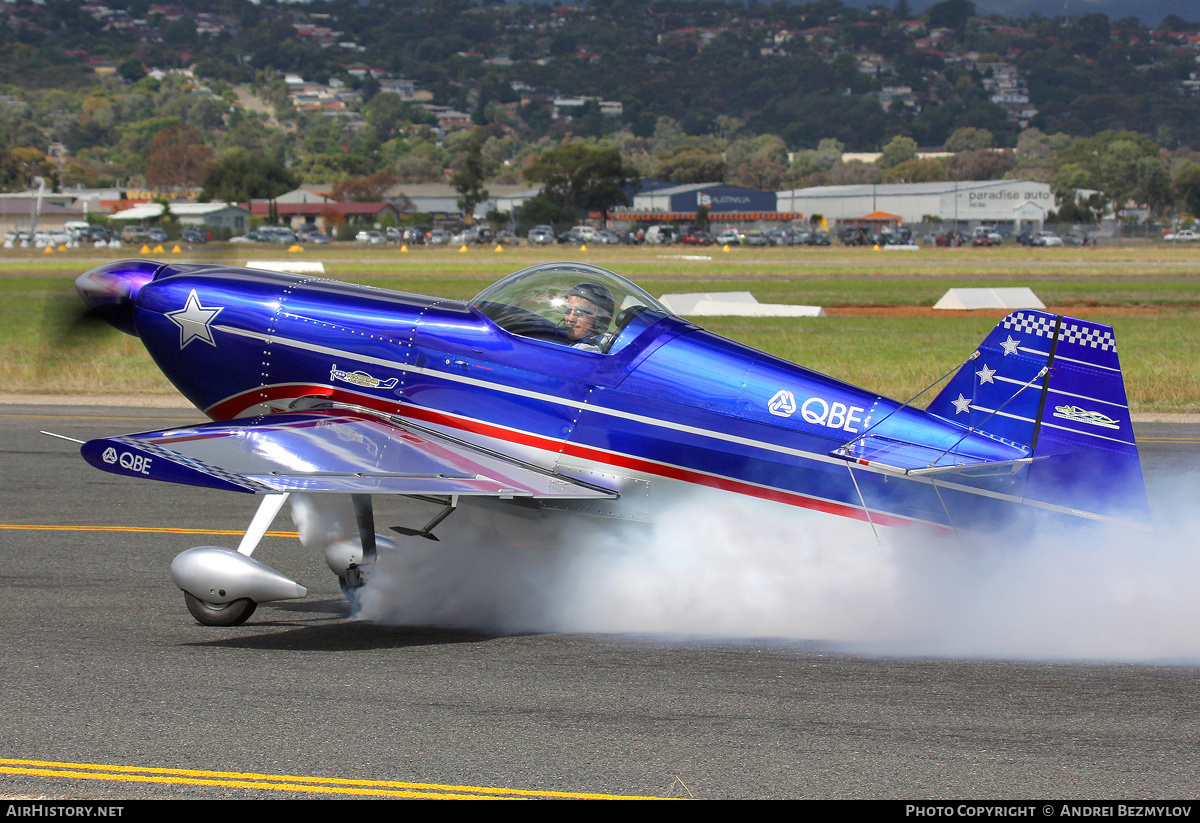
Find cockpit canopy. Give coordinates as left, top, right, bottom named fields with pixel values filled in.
left=470, top=262, right=671, bottom=353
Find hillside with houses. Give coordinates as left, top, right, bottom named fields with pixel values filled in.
left=1, top=0, right=1199, bottom=238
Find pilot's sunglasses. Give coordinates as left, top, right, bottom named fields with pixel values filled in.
left=565, top=305, right=594, bottom=318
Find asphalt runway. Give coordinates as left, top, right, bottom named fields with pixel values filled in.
left=3, top=405, right=1200, bottom=800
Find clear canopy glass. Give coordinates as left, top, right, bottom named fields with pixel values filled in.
left=471, top=262, right=670, bottom=349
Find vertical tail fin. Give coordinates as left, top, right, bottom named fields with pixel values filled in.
left=927, top=310, right=1150, bottom=529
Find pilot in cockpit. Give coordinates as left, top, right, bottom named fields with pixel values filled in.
left=561, top=282, right=615, bottom=352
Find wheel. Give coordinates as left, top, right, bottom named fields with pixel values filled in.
left=183, top=591, right=257, bottom=626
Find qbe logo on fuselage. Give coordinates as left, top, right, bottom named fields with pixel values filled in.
left=102, top=447, right=118, bottom=464
left=768, top=390, right=797, bottom=417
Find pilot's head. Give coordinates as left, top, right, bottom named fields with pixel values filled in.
left=563, top=282, right=614, bottom=342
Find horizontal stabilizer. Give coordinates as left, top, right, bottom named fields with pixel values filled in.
left=831, top=434, right=1031, bottom=477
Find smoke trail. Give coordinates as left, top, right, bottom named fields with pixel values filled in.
left=289, top=476, right=1200, bottom=664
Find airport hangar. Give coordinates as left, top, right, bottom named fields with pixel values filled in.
left=773, top=179, right=1054, bottom=234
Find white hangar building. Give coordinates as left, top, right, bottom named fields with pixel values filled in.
left=774, top=179, right=1053, bottom=231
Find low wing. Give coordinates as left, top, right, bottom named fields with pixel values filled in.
left=81, top=409, right=616, bottom=499
left=831, top=434, right=1032, bottom=478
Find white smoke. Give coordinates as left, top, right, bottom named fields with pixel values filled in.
left=289, top=477, right=1200, bottom=664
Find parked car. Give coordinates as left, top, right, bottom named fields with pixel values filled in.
left=451, top=225, right=494, bottom=245
left=301, top=228, right=331, bottom=244
left=879, top=227, right=914, bottom=246
left=34, top=229, right=71, bottom=247
left=644, top=224, right=678, bottom=244
left=742, top=230, right=769, bottom=246
left=147, top=228, right=169, bottom=244
left=428, top=228, right=451, bottom=245
left=69, top=226, right=110, bottom=243
left=495, top=229, right=522, bottom=246
left=839, top=226, right=872, bottom=246
left=120, top=226, right=151, bottom=244
left=714, top=229, right=740, bottom=246
left=1162, top=228, right=1200, bottom=241
left=1031, top=230, right=1063, bottom=247
left=229, top=231, right=263, bottom=244
left=356, top=230, right=388, bottom=245
left=806, top=231, right=831, bottom=246
left=258, top=226, right=298, bottom=244
left=527, top=225, right=555, bottom=244
left=680, top=230, right=714, bottom=246
left=180, top=227, right=207, bottom=244
left=556, top=228, right=587, bottom=246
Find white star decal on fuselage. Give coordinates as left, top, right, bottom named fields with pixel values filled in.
left=976, top=364, right=996, bottom=384
left=1000, top=335, right=1021, bottom=355
left=166, top=289, right=224, bottom=349
left=952, top=393, right=972, bottom=414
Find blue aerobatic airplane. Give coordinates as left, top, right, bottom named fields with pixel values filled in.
left=68, top=259, right=1150, bottom=625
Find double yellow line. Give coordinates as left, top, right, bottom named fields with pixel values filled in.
left=0, top=758, right=667, bottom=800
left=0, top=525, right=298, bottom=537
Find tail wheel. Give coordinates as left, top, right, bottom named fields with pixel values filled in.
left=183, top=591, right=257, bottom=626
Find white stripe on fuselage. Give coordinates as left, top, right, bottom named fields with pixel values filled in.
left=209, top=324, right=1145, bottom=529
left=215, top=322, right=855, bottom=469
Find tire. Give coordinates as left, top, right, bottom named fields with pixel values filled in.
left=183, top=591, right=257, bottom=626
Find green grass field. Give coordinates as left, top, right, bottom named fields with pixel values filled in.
left=3, top=242, right=1197, bottom=411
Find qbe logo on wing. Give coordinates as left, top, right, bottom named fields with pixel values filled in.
left=101, top=446, right=153, bottom=475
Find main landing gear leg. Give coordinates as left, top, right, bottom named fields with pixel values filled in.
left=341, top=494, right=377, bottom=599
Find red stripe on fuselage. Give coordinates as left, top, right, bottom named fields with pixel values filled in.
left=203, top=383, right=916, bottom=528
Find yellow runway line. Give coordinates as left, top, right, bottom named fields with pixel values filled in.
left=0, top=758, right=669, bottom=800
left=0, top=524, right=298, bottom=537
